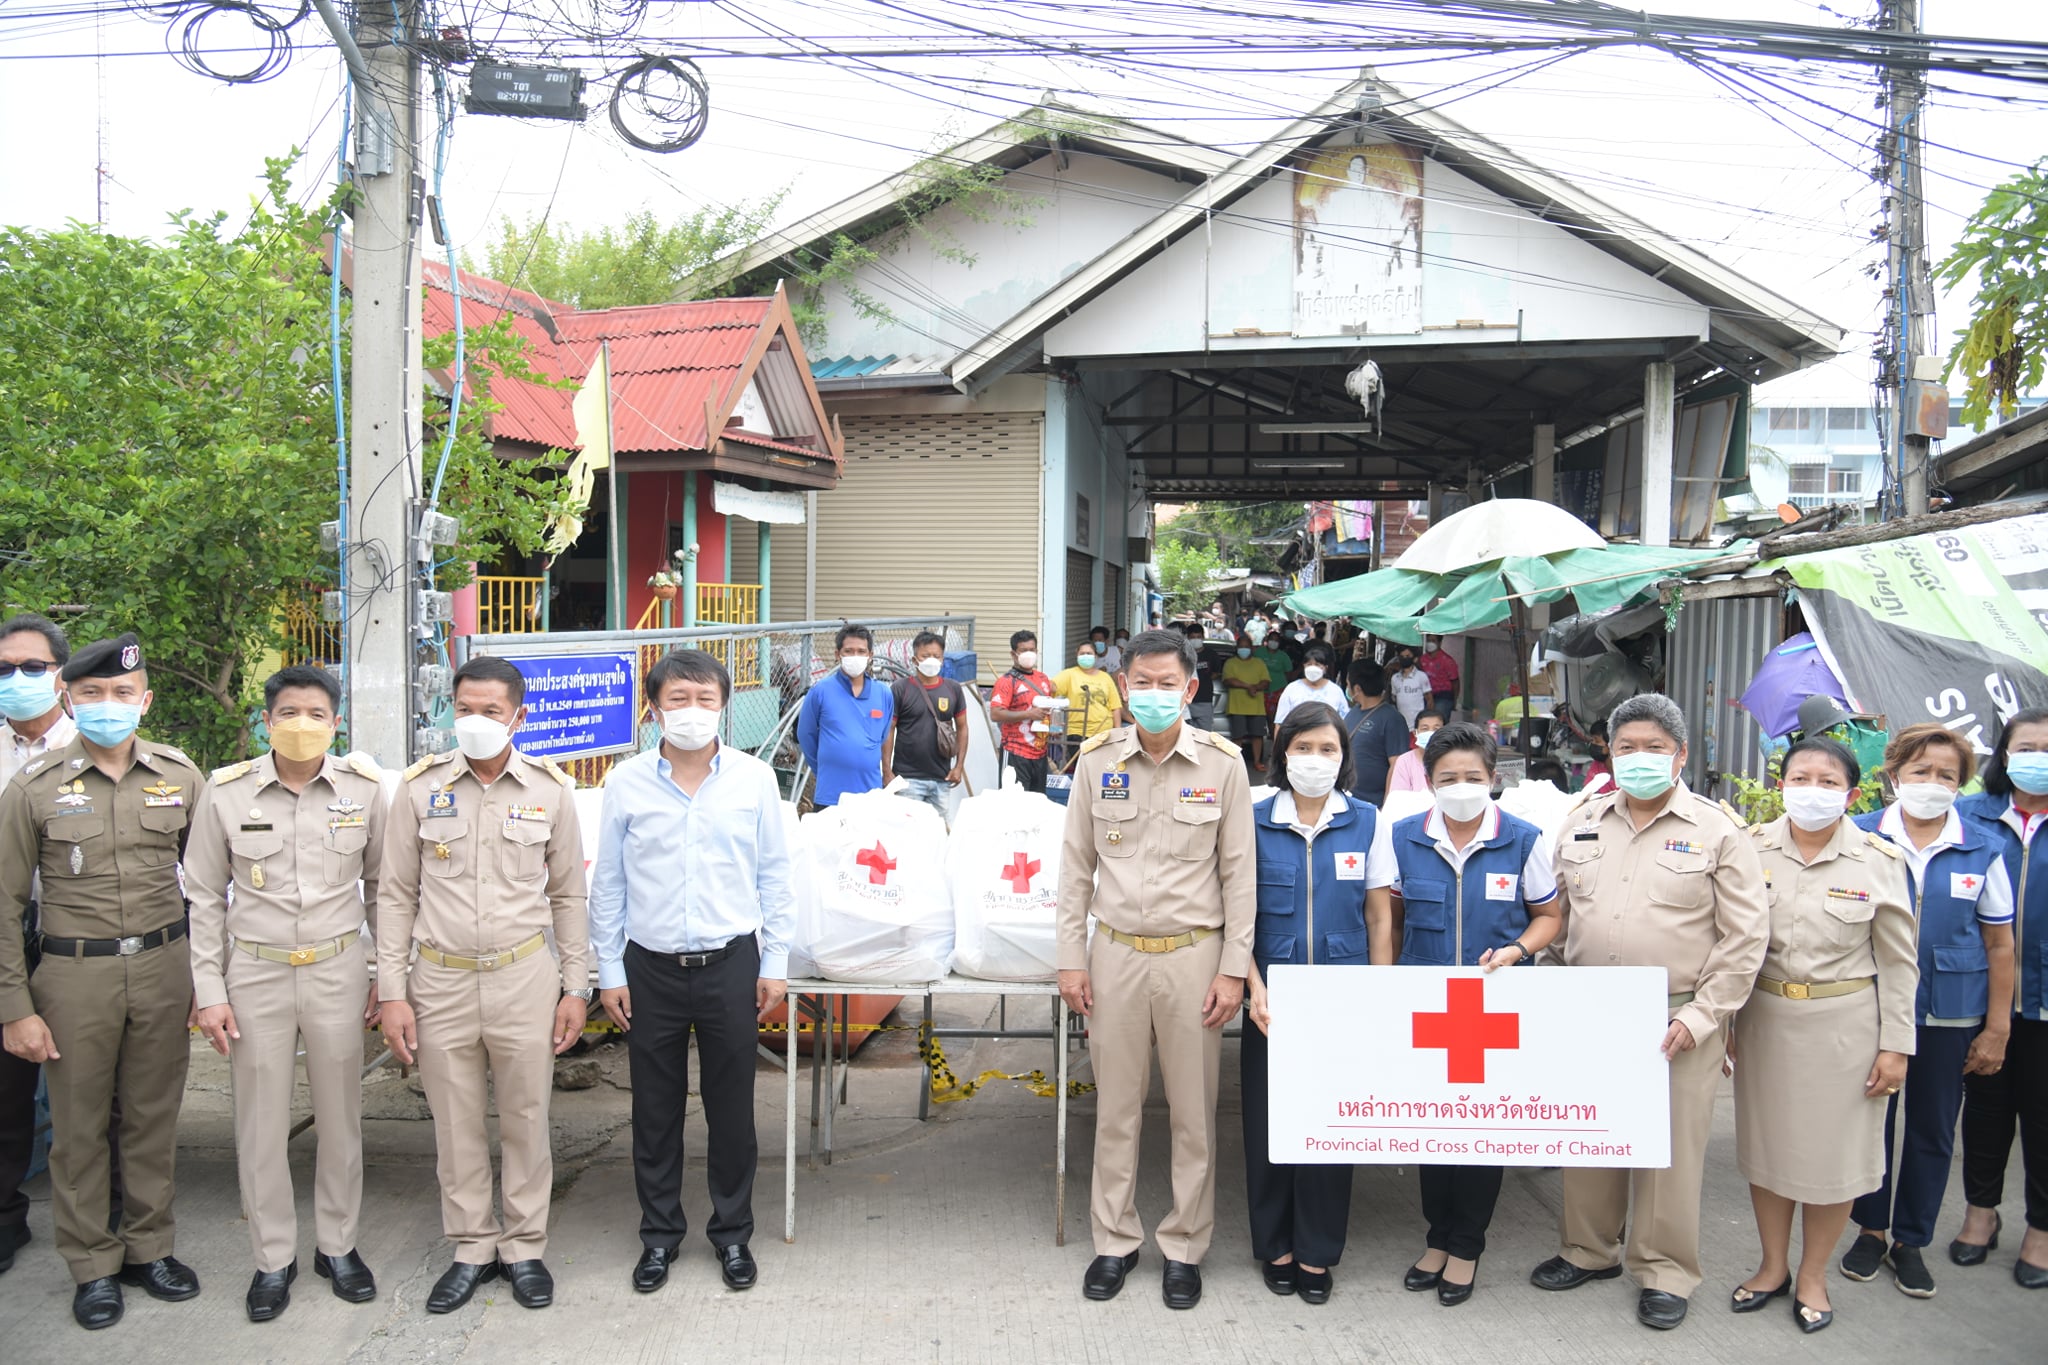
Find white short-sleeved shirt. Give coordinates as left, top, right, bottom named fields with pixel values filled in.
left=1270, top=789, right=1398, bottom=888
left=1389, top=669, right=1432, bottom=726
left=1273, top=678, right=1351, bottom=726
left=1390, top=801, right=1559, bottom=905
left=1877, top=803, right=2015, bottom=925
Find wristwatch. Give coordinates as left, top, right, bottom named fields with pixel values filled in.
left=564, top=987, right=594, bottom=1002
left=1506, top=941, right=1532, bottom=963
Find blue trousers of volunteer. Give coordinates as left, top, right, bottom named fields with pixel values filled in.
left=1851, top=1023, right=1977, bottom=1248
left=1088, top=930, right=1225, bottom=1263
left=1239, top=1014, right=1352, bottom=1266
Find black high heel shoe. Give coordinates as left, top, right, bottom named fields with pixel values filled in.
left=1730, top=1278, right=1790, bottom=1313
left=1437, top=1260, right=1478, bottom=1307
left=1793, top=1296, right=1833, bottom=1334
left=1403, top=1260, right=1443, bottom=1292
left=1949, top=1211, right=2001, bottom=1267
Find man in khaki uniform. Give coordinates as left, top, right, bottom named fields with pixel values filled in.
left=184, top=664, right=387, bottom=1322
left=1057, top=630, right=1255, bottom=1310
left=0, top=633, right=204, bottom=1330
left=377, top=655, right=589, bottom=1315
left=1530, top=692, right=1769, bottom=1331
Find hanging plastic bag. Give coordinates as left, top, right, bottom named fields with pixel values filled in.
left=948, top=786, right=1065, bottom=982
left=796, top=789, right=953, bottom=983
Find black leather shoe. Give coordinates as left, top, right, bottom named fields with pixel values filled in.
left=717, top=1243, right=757, bottom=1291
left=119, top=1256, right=200, bottom=1302
left=1730, top=1278, right=1789, bottom=1312
left=425, top=1260, right=498, bottom=1314
left=314, top=1249, right=377, bottom=1303
left=0, top=1222, right=28, bottom=1274
left=246, top=1262, right=296, bottom=1322
left=1404, top=1261, right=1444, bottom=1292
left=1162, top=1259, right=1202, bottom=1310
left=1260, top=1259, right=1296, bottom=1295
left=1638, top=1288, right=1689, bottom=1330
left=1949, top=1211, right=2001, bottom=1266
left=1082, top=1251, right=1138, bottom=1301
left=1297, top=1267, right=1333, bottom=1304
left=499, top=1259, right=554, bottom=1309
left=1793, top=1296, right=1832, bottom=1333
left=1530, top=1254, right=1622, bottom=1292
left=633, top=1245, right=679, bottom=1293
left=73, top=1276, right=124, bottom=1330
left=2017, top=1259, right=2048, bottom=1290
left=1438, top=1260, right=1477, bottom=1307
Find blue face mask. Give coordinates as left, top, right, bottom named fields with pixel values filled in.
left=0, top=668, right=58, bottom=723
left=74, top=700, right=143, bottom=747
left=1125, top=688, right=1185, bottom=734
left=2006, top=751, right=2048, bottom=796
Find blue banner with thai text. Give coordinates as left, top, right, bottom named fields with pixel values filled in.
left=499, top=651, right=638, bottom=758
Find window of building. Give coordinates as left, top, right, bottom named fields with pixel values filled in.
left=1788, top=463, right=1827, bottom=497
left=1826, top=407, right=1871, bottom=432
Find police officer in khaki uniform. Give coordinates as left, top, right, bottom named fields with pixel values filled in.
left=0, top=634, right=205, bottom=1330
left=183, top=664, right=387, bottom=1322
left=1529, top=693, right=1769, bottom=1331
left=377, top=655, right=589, bottom=1315
left=1058, top=629, right=1256, bottom=1311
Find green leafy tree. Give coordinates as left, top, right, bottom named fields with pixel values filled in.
left=473, top=201, right=784, bottom=310
left=1155, top=538, right=1224, bottom=614
left=0, top=155, right=565, bottom=767
left=1938, top=157, right=2048, bottom=429
left=1158, top=503, right=1290, bottom=575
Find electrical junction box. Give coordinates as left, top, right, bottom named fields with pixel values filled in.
left=465, top=62, right=587, bottom=121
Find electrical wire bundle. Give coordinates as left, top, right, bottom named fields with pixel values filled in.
left=155, top=0, right=306, bottom=83
left=606, top=52, right=708, bottom=152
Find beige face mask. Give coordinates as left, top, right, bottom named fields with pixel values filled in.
left=269, top=714, right=336, bottom=762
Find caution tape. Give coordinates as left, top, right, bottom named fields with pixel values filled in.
left=916, top=1022, right=1093, bottom=1103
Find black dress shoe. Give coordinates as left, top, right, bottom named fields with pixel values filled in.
left=73, top=1276, right=124, bottom=1330
left=425, top=1260, right=498, bottom=1314
left=1297, top=1267, right=1333, bottom=1305
left=1438, top=1261, right=1477, bottom=1307
left=1793, top=1296, right=1832, bottom=1333
left=1530, top=1254, right=1623, bottom=1292
left=717, top=1243, right=757, bottom=1291
left=1949, top=1212, right=2001, bottom=1266
left=1729, top=1278, right=1790, bottom=1313
left=314, top=1249, right=377, bottom=1303
left=1082, top=1251, right=1138, bottom=1301
left=633, top=1245, right=679, bottom=1293
left=1638, top=1288, right=1689, bottom=1330
left=0, top=1222, right=28, bottom=1274
left=1404, top=1262, right=1443, bottom=1291
left=2017, top=1258, right=2048, bottom=1290
left=499, top=1259, right=554, bottom=1309
left=1260, top=1259, right=1296, bottom=1295
left=246, top=1262, right=297, bottom=1322
left=1162, top=1259, right=1202, bottom=1310
left=119, top=1255, right=200, bottom=1302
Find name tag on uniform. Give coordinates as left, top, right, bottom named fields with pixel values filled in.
left=52, top=805, right=95, bottom=817
left=241, top=822, right=274, bottom=832
left=426, top=790, right=457, bottom=818
left=1484, top=872, right=1519, bottom=901
left=1099, top=771, right=1131, bottom=801
left=1177, top=787, right=1219, bottom=805
left=1572, top=830, right=1600, bottom=841
left=1951, top=871, right=1985, bottom=901
left=1333, top=851, right=1366, bottom=881
left=1663, top=839, right=1703, bottom=855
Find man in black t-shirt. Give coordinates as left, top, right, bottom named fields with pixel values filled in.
left=1183, top=623, right=1218, bottom=731
left=1343, top=659, right=1409, bottom=804
left=884, top=630, right=969, bottom=818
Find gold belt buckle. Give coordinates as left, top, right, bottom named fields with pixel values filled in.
left=477, top=951, right=501, bottom=970
left=1138, top=935, right=1168, bottom=953
left=1783, top=981, right=1810, bottom=1000
left=288, top=946, right=317, bottom=967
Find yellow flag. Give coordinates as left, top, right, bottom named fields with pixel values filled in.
left=546, top=345, right=613, bottom=553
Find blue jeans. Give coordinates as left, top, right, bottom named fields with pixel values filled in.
left=896, top=778, right=952, bottom=817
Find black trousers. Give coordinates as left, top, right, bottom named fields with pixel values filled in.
left=1419, top=1164, right=1504, bottom=1260
left=1961, top=1014, right=2048, bottom=1232
left=0, top=1047, right=36, bottom=1235
left=624, top=936, right=761, bottom=1250
left=1240, top=1016, right=1353, bottom=1266
left=1004, top=753, right=1047, bottom=794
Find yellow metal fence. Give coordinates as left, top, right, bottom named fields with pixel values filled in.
left=696, top=582, right=761, bottom=625
left=475, top=576, right=546, bottom=634
left=280, top=594, right=340, bottom=668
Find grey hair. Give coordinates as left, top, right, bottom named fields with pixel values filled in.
left=1608, top=693, right=1687, bottom=747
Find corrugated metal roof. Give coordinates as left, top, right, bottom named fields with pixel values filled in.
left=809, top=354, right=946, bottom=379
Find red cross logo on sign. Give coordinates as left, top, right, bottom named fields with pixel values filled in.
left=1413, top=978, right=1521, bottom=1084
left=1001, top=851, right=1041, bottom=893
left=855, top=843, right=897, bottom=885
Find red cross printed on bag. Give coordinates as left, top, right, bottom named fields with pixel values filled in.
left=1412, top=978, right=1521, bottom=1084
left=1001, top=851, right=1041, bottom=893
left=855, top=842, right=897, bottom=885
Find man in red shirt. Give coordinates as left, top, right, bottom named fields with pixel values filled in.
left=1418, top=635, right=1460, bottom=721
left=988, top=630, right=1054, bottom=793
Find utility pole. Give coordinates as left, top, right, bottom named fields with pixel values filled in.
left=344, top=2, right=424, bottom=765
left=1880, top=0, right=1934, bottom=518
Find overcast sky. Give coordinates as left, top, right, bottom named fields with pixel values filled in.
left=1, top=0, right=2039, bottom=403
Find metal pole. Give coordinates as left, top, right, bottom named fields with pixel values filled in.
left=784, top=990, right=798, bottom=1242
left=804, top=489, right=818, bottom=620
left=683, top=473, right=699, bottom=628
left=758, top=520, right=773, bottom=623
left=1642, top=362, right=1675, bottom=548
left=603, top=341, right=626, bottom=630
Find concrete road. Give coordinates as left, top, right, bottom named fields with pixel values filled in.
left=1, top=995, right=2038, bottom=1363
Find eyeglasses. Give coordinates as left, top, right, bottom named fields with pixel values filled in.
left=0, top=661, right=55, bottom=678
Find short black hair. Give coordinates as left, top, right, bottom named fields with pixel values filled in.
left=1268, top=701, right=1355, bottom=793
left=1121, top=628, right=1195, bottom=679
left=1090, top=625, right=1109, bottom=639
left=1010, top=629, right=1037, bottom=651
left=835, top=624, right=873, bottom=652
left=0, top=613, right=70, bottom=665
left=264, top=663, right=341, bottom=712
left=645, top=648, right=730, bottom=705
left=912, top=630, right=946, bottom=655
left=1424, top=720, right=1496, bottom=779
left=1527, top=757, right=1569, bottom=786
left=1982, top=706, right=2048, bottom=798
left=1304, top=644, right=1334, bottom=668
left=1346, top=660, right=1386, bottom=697
left=453, top=654, right=525, bottom=706
left=1781, top=734, right=1861, bottom=790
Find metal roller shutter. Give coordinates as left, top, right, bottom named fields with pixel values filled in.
left=1104, top=563, right=1123, bottom=632
left=1065, top=548, right=1094, bottom=660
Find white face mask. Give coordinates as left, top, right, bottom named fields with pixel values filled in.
left=1303, top=665, right=1326, bottom=683
left=916, top=656, right=943, bottom=678
left=1016, top=651, right=1038, bottom=670
left=1784, top=786, right=1850, bottom=831
left=1896, top=782, right=1956, bottom=821
left=1435, top=781, right=1490, bottom=822
left=1287, top=753, right=1341, bottom=799
left=661, top=706, right=721, bottom=751
left=839, top=654, right=870, bottom=678
left=453, top=713, right=511, bottom=761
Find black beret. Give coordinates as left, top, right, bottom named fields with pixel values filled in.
left=61, top=633, right=146, bottom=682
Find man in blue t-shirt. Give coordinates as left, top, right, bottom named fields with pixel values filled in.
left=797, top=624, right=895, bottom=807
left=1344, top=660, right=1410, bottom=804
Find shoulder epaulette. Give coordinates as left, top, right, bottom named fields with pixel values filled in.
left=1198, top=728, right=1241, bottom=756
left=402, top=752, right=450, bottom=782
left=343, top=752, right=383, bottom=780
left=210, top=760, right=253, bottom=783
left=1718, top=799, right=1748, bottom=826
left=1079, top=731, right=1117, bottom=755
left=540, top=756, right=575, bottom=788
left=1865, top=831, right=1902, bottom=859
left=19, top=758, right=46, bottom=779
left=155, top=745, right=195, bottom=768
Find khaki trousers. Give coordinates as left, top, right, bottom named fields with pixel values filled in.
left=1086, top=929, right=1225, bottom=1263
left=33, top=939, right=192, bottom=1283
left=411, top=949, right=558, bottom=1264
left=226, top=938, right=368, bottom=1271
left=1559, top=1022, right=1724, bottom=1297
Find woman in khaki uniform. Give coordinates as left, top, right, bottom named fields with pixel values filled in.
left=1730, top=736, right=1917, bottom=1333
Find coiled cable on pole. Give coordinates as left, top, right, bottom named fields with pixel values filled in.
left=607, top=53, right=709, bottom=153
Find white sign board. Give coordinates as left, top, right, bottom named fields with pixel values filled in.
left=1267, top=965, right=1671, bottom=1167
